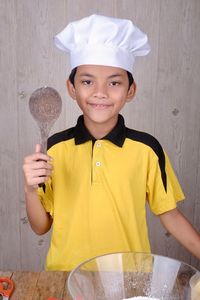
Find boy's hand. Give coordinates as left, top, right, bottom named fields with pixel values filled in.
left=23, top=144, right=53, bottom=190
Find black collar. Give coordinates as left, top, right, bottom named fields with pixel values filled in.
left=74, top=114, right=126, bottom=147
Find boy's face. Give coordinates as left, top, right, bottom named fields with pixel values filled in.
left=67, top=65, right=136, bottom=128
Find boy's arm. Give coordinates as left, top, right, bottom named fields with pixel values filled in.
left=23, top=144, right=53, bottom=235
left=159, top=208, right=200, bottom=260
left=24, top=186, right=53, bottom=235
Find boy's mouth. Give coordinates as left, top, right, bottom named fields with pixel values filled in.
left=88, top=103, right=112, bottom=110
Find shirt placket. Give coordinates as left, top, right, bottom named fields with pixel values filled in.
left=92, top=140, right=103, bottom=184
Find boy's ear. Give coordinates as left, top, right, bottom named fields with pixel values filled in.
left=66, top=79, right=76, bottom=100
left=126, top=82, right=136, bottom=102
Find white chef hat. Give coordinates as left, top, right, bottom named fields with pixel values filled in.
left=54, top=14, right=150, bottom=74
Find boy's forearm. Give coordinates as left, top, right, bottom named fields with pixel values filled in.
left=25, top=186, right=52, bottom=235
left=159, top=208, right=200, bottom=260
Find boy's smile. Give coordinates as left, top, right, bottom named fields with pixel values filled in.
left=67, top=65, right=136, bottom=139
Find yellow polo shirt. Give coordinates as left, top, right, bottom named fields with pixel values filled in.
left=38, top=115, right=184, bottom=271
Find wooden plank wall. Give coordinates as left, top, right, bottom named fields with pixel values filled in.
left=0, top=0, right=200, bottom=271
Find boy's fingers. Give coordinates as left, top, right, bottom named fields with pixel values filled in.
left=31, top=168, right=52, bottom=177
left=35, top=143, right=42, bottom=153
left=31, top=160, right=53, bottom=171
left=23, top=145, right=53, bottom=189
left=34, top=144, right=53, bottom=162
left=24, top=152, right=52, bottom=164
left=26, top=176, right=49, bottom=187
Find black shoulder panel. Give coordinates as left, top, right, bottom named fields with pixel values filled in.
left=126, top=128, right=167, bottom=191
left=47, top=127, right=75, bottom=150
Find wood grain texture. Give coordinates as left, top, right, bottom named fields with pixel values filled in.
left=11, top=272, right=39, bottom=300
left=32, top=271, right=68, bottom=300
left=0, top=271, right=70, bottom=300
left=0, top=0, right=21, bottom=271
left=0, top=0, right=200, bottom=271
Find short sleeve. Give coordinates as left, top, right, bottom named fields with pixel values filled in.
left=37, top=176, right=54, bottom=217
left=147, top=150, right=185, bottom=215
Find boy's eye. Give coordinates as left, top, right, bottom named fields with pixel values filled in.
left=81, top=80, right=92, bottom=85
left=109, top=81, right=120, bottom=86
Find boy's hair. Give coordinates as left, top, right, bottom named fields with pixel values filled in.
left=69, top=67, right=134, bottom=89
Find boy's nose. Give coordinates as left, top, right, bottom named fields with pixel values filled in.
left=93, top=84, right=108, bottom=98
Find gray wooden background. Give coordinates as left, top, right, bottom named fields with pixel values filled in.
left=0, top=0, right=200, bottom=271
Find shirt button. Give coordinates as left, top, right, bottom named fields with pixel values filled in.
left=96, top=161, right=101, bottom=167
left=96, top=142, right=101, bottom=147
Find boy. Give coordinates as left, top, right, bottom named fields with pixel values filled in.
left=23, top=15, right=200, bottom=271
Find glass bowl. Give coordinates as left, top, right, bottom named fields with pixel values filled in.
left=67, top=252, right=200, bottom=300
